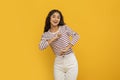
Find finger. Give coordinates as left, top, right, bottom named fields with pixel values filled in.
left=57, top=34, right=61, bottom=37
left=58, top=33, right=61, bottom=36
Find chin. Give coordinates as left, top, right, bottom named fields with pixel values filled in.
left=52, top=23, right=59, bottom=27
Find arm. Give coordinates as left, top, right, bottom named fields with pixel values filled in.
left=39, top=34, right=49, bottom=50
left=60, top=25, right=80, bottom=54
left=65, top=25, right=80, bottom=46
left=47, top=33, right=61, bottom=44
left=60, top=43, right=73, bottom=54
left=39, top=33, right=61, bottom=50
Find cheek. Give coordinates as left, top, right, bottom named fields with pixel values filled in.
left=50, top=18, right=54, bottom=23
left=50, top=18, right=53, bottom=21
left=58, top=19, right=60, bottom=22
left=50, top=16, right=54, bottom=20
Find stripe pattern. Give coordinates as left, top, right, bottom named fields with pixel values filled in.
left=39, top=25, right=80, bottom=55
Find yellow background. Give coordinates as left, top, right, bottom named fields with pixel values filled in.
left=0, top=0, right=120, bottom=80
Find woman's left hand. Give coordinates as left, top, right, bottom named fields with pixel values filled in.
left=60, top=47, right=69, bottom=55
left=60, top=44, right=73, bottom=56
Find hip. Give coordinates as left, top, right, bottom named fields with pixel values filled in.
left=54, top=52, right=78, bottom=66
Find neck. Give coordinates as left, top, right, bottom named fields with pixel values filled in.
left=50, top=25, right=59, bottom=32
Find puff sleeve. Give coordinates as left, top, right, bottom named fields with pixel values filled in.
left=65, top=25, right=80, bottom=45
left=39, top=33, right=49, bottom=50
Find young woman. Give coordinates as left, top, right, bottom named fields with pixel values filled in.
left=39, top=9, right=80, bottom=80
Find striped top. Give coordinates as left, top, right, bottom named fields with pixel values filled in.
left=39, top=25, right=80, bottom=56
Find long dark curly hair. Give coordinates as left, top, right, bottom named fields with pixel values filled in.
left=44, top=9, right=65, bottom=32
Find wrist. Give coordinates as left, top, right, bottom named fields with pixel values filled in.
left=48, top=37, right=57, bottom=44
left=66, top=43, right=73, bottom=49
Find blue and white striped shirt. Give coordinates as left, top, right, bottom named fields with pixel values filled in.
left=39, top=25, right=80, bottom=56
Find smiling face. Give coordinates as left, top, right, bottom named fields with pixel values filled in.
left=44, top=9, right=65, bottom=32
left=50, top=12, right=61, bottom=27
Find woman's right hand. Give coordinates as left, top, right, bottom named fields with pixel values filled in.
left=53, top=33, right=61, bottom=41
left=47, top=33, right=61, bottom=44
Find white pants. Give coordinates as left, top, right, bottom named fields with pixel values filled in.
left=54, top=53, right=78, bottom=80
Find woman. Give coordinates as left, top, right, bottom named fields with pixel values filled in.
left=39, top=9, right=80, bottom=80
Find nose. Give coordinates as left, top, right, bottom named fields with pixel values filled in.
left=55, top=18, right=58, bottom=21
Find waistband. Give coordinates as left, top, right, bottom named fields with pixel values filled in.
left=56, top=52, right=74, bottom=57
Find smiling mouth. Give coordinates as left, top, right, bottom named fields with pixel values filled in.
left=53, top=21, right=58, bottom=24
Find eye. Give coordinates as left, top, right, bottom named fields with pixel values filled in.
left=57, top=16, right=60, bottom=19
left=52, top=15, right=55, bottom=18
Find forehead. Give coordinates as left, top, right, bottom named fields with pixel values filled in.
left=52, top=12, right=60, bottom=16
